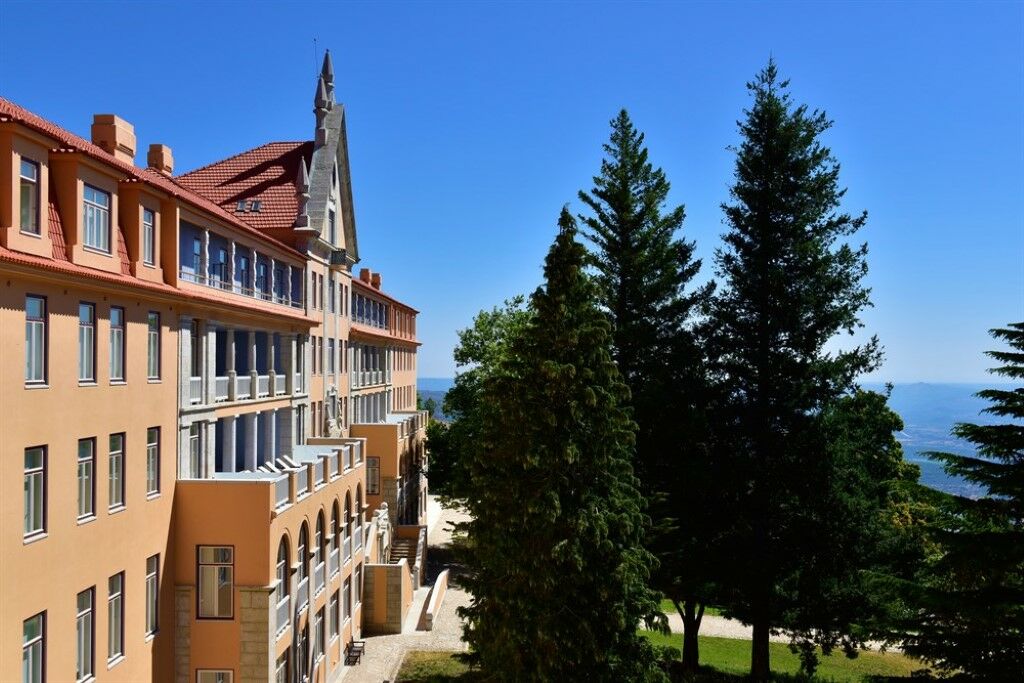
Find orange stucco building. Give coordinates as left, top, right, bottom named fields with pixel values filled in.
left=1, top=53, right=428, bottom=683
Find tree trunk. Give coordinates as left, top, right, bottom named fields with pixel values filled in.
left=677, top=599, right=705, bottom=672
left=751, top=617, right=771, bottom=681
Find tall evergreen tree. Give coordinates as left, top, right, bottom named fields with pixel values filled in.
left=902, top=323, right=1024, bottom=678
left=710, top=60, right=880, bottom=680
left=578, top=110, right=716, bottom=669
left=459, top=208, right=666, bottom=682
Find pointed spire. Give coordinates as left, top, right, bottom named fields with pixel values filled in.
left=321, top=50, right=334, bottom=86
left=314, top=75, right=329, bottom=111
left=294, top=156, right=310, bottom=228
left=295, top=156, right=310, bottom=193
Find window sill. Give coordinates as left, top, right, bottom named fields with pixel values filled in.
left=23, top=531, right=47, bottom=545
left=144, top=632, right=156, bottom=643
left=147, top=378, right=162, bottom=384
left=77, top=514, right=96, bottom=526
left=83, top=245, right=112, bottom=257
left=110, top=380, right=126, bottom=386
left=143, top=261, right=156, bottom=269
left=79, top=381, right=98, bottom=387
left=146, top=492, right=161, bottom=501
left=107, top=654, right=124, bottom=670
left=19, top=229, right=42, bottom=238
left=108, top=505, right=126, bottom=515
left=24, top=383, right=48, bottom=390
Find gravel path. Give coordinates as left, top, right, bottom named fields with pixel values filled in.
left=342, top=500, right=471, bottom=682
left=664, top=612, right=789, bottom=643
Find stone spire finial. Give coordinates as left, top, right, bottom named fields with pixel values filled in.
left=321, top=50, right=335, bottom=101
left=294, top=156, right=310, bottom=228
left=314, top=75, right=329, bottom=112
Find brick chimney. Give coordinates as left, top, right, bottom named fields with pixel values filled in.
left=147, top=144, right=174, bottom=175
left=91, top=114, right=136, bottom=164
left=359, top=268, right=371, bottom=284
left=370, top=272, right=382, bottom=289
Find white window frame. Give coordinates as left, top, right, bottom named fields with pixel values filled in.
left=25, top=295, right=47, bottom=385
left=24, top=447, right=45, bottom=538
left=108, top=433, right=125, bottom=510
left=142, top=208, right=155, bottom=265
left=77, top=439, right=95, bottom=520
left=109, top=306, right=125, bottom=382
left=23, top=612, right=45, bottom=683
left=79, top=302, right=96, bottom=383
left=146, top=554, right=159, bottom=635
left=197, top=546, right=233, bottom=619
left=83, top=184, right=111, bottom=253
left=76, top=587, right=94, bottom=682
left=147, top=312, right=160, bottom=380
left=20, top=158, right=40, bottom=234
left=107, top=572, right=124, bottom=662
left=146, top=428, right=160, bottom=496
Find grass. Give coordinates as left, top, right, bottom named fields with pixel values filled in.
left=642, top=630, right=924, bottom=681
left=396, top=638, right=927, bottom=683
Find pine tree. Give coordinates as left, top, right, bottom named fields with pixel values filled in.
left=710, top=60, right=880, bottom=680
left=578, top=110, right=716, bottom=670
left=904, top=323, right=1024, bottom=679
left=458, top=208, right=666, bottom=682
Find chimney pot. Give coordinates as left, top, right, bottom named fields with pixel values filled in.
left=371, top=273, right=382, bottom=289
left=91, top=114, right=136, bottom=164
left=359, top=268, right=371, bottom=284
left=147, top=144, right=174, bottom=176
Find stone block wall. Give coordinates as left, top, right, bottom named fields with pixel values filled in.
left=239, top=587, right=273, bottom=682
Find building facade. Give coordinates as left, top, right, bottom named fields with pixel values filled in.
left=0, top=53, right=427, bottom=683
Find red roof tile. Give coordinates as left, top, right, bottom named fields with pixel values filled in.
left=176, top=141, right=313, bottom=233
left=0, top=97, right=305, bottom=261
left=47, top=191, right=67, bottom=261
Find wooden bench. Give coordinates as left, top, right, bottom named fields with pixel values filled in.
left=345, top=639, right=365, bottom=665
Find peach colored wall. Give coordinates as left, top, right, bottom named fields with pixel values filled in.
left=0, top=271, right=178, bottom=682
left=0, top=128, right=53, bottom=259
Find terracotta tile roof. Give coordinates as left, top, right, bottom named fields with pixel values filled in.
left=47, top=192, right=67, bottom=261
left=0, top=97, right=305, bottom=260
left=353, top=276, right=419, bottom=313
left=176, top=141, right=313, bottom=232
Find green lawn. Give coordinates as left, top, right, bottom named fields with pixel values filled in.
left=396, top=638, right=927, bottom=683
left=642, top=630, right=925, bottom=681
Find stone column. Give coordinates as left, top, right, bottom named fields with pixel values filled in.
left=203, top=420, right=216, bottom=478
left=227, top=240, right=235, bottom=289
left=243, top=413, right=258, bottom=471
left=225, top=327, right=237, bottom=401
left=286, top=265, right=293, bottom=305
left=283, top=334, right=296, bottom=394
left=203, top=322, right=217, bottom=405
left=200, top=228, right=209, bottom=283
left=263, top=409, right=277, bottom=464
left=220, top=416, right=237, bottom=473
left=277, top=406, right=296, bottom=456
left=269, top=257, right=276, bottom=302
left=177, top=316, right=192, bottom=411
left=177, top=424, right=191, bottom=479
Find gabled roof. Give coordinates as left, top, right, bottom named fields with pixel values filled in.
left=0, top=97, right=305, bottom=261
left=176, top=141, right=314, bottom=233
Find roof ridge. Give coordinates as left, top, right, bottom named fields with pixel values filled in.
left=177, top=140, right=312, bottom=179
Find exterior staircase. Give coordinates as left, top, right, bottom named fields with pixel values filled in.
left=389, top=537, right=418, bottom=565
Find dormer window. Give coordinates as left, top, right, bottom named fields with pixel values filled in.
left=83, top=185, right=111, bottom=252
left=236, top=200, right=247, bottom=213
left=142, top=209, right=155, bottom=265
left=251, top=200, right=262, bottom=213
left=19, top=159, right=40, bottom=235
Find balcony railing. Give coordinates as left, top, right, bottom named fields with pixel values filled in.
left=274, top=476, right=290, bottom=509
left=314, top=459, right=325, bottom=488
left=294, top=372, right=303, bottom=393
left=327, top=452, right=338, bottom=480
left=215, top=376, right=230, bottom=402
left=275, top=374, right=286, bottom=395
left=189, top=376, right=202, bottom=404
left=275, top=594, right=290, bottom=637
left=314, top=561, right=325, bottom=596
left=179, top=267, right=304, bottom=309
left=297, top=576, right=309, bottom=611
left=237, top=374, right=252, bottom=398
left=295, top=467, right=309, bottom=498
left=353, top=523, right=363, bottom=551
left=354, top=442, right=363, bottom=465
left=257, top=374, right=270, bottom=397
left=343, top=447, right=352, bottom=471
left=328, top=547, right=340, bottom=577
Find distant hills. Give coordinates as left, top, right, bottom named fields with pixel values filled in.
left=418, top=378, right=1007, bottom=496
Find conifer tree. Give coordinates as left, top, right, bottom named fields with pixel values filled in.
left=710, top=60, right=880, bottom=680
left=903, top=323, right=1024, bottom=678
left=459, top=208, right=666, bottom=682
left=579, top=110, right=716, bottom=669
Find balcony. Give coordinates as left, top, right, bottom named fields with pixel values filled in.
left=297, top=575, right=309, bottom=612
left=354, top=523, right=363, bottom=552
left=237, top=374, right=252, bottom=398
left=257, top=374, right=270, bottom=397
left=275, top=593, right=291, bottom=637
left=314, top=458, right=325, bottom=489
left=275, top=374, right=286, bottom=394
left=314, top=561, right=326, bottom=596
left=294, top=372, right=303, bottom=393
left=329, top=547, right=340, bottom=577
left=274, top=476, right=290, bottom=510
left=189, top=376, right=202, bottom=404
left=215, top=376, right=230, bottom=402
left=179, top=268, right=303, bottom=310
left=295, top=467, right=309, bottom=499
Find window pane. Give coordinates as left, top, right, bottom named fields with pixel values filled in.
left=78, top=440, right=94, bottom=518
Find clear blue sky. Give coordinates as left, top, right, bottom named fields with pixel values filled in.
left=2, top=1, right=1021, bottom=382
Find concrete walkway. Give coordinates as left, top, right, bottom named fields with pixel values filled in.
left=341, top=499, right=471, bottom=682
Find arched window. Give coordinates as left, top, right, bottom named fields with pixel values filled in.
left=314, top=513, right=325, bottom=569
left=330, top=501, right=340, bottom=563
left=355, top=485, right=364, bottom=537
left=344, top=492, right=352, bottom=560
left=297, top=523, right=309, bottom=582
left=275, top=537, right=289, bottom=610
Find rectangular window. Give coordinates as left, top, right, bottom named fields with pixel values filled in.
left=189, top=424, right=201, bottom=478
left=108, top=433, right=125, bottom=510
left=107, top=573, right=123, bottom=661
left=343, top=577, right=351, bottom=623
left=192, top=237, right=202, bottom=277
left=23, top=612, right=45, bottom=683
left=79, top=303, right=95, bottom=382
left=24, top=447, right=45, bottom=538
left=25, top=296, right=47, bottom=384
left=110, top=306, right=125, bottom=381
left=328, top=339, right=335, bottom=375
left=329, top=591, right=339, bottom=639
left=146, top=428, right=160, bottom=495
left=76, top=588, right=94, bottom=681
left=328, top=276, right=335, bottom=313
left=367, top=457, right=380, bottom=495
left=147, top=312, right=160, bottom=379
left=197, top=672, right=233, bottom=683
left=217, top=248, right=229, bottom=286
left=77, top=439, right=95, bottom=520
left=83, top=184, right=111, bottom=252
left=314, top=608, right=324, bottom=662
left=355, top=564, right=362, bottom=605
left=256, top=262, right=268, bottom=297
left=274, top=654, right=288, bottom=683
left=20, top=158, right=40, bottom=234
left=146, top=555, right=159, bottom=635
left=197, top=546, right=233, bottom=618
left=142, top=208, right=155, bottom=265
left=238, top=256, right=250, bottom=291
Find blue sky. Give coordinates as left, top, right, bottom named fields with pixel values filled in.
left=1, top=1, right=1021, bottom=382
